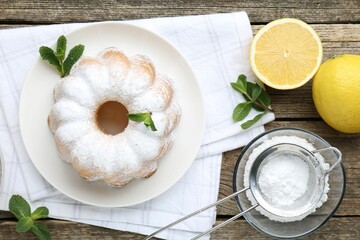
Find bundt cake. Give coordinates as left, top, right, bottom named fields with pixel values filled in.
left=48, top=47, right=181, bottom=187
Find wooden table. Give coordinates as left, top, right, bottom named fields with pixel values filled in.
left=1, top=1, right=359, bottom=239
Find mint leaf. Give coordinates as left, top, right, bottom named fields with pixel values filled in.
left=39, top=46, right=61, bottom=73
left=9, top=195, right=51, bottom=239
left=63, top=44, right=85, bottom=77
left=9, top=195, right=31, bottom=220
left=16, top=217, right=33, bottom=233
left=40, top=36, right=84, bottom=78
left=242, top=82, right=257, bottom=100
left=237, top=74, right=247, bottom=84
left=31, top=207, right=49, bottom=220
left=31, top=223, right=51, bottom=240
left=128, top=113, right=149, bottom=122
left=241, top=112, right=267, bottom=130
left=231, top=74, right=273, bottom=130
left=231, top=74, right=247, bottom=94
left=257, top=89, right=271, bottom=107
left=242, top=82, right=271, bottom=111
left=231, top=82, right=247, bottom=95
left=245, top=81, right=254, bottom=97
left=128, top=112, right=157, bottom=131
left=144, top=117, right=151, bottom=125
left=251, top=84, right=262, bottom=100
left=150, top=123, right=157, bottom=131
left=56, top=35, right=67, bottom=62
left=144, top=116, right=157, bottom=131
left=232, top=102, right=252, bottom=122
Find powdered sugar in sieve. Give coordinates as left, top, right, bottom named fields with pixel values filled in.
left=244, top=135, right=330, bottom=222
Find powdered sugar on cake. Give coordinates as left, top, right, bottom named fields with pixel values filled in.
left=48, top=47, right=181, bottom=187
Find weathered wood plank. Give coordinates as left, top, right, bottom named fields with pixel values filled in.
left=3, top=0, right=360, bottom=10
left=268, top=83, right=319, bottom=119
left=0, top=24, right=30, bottom=29
left=0, top=219, right=145, bottom=239
left=1, top=23, right=360, bottom=41
left=0, top=211, right=13, bottom=219
left=211, top=217, right=360, bottom=239
left=0, top=1, right=359, bottom=24
left=218, top=121, right=360, bottom=216
left=0, top=217, right=358, bottom=239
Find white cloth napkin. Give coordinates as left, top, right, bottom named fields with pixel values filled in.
left=0, top=12, right=274, bottom=239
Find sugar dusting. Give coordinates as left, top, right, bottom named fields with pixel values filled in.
left=258, top=154, right=309, bottom=207
left=48, top=48, right=181, bottom=186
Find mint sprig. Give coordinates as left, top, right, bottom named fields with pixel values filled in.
left=9, top=195, right=50, bottom=240
left=231, top=74, right=273, bottom=130
left=128, top=112, right=157, bottom=131
left=39, top=35, right=84, bottom=78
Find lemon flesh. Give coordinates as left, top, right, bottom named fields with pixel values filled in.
left=313, top=54, right=360, bottom=133
left=251, top=18, right=323, bottom=90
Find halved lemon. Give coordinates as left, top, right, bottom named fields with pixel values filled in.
left=250, top=18, right=323, bottom=90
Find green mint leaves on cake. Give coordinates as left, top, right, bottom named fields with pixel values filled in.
left=231, top=74, right=273, bottom=130
left=39, top=35, right=85, bottom=78
left=128, top=112, right=157, bottom=131
left=9, top=195, right=51, bottom=240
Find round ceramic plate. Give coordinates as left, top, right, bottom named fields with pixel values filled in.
left=19, top=22, right=204, bottom=207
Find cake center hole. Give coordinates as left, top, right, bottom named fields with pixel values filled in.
left=96, top=101, right=129, bottom=135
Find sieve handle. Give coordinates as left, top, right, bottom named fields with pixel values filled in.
left=312, top=147, right=342, bottom=173
left=144, top=186, right=255, bottom=240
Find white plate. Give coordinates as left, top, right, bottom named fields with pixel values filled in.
left=19, top=22, right=205, bottom=207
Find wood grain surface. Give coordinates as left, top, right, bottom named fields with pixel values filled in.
left=0, top=0, right=359, bottom=239
left=0, top=0, right=359, bottom=24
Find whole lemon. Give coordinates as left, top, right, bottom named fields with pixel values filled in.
left=313, top=54, right=360, bottom=133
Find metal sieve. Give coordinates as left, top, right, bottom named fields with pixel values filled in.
left=248, top=143, right=341, bottom=220
left=144, top=143, right=342, bottom=240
